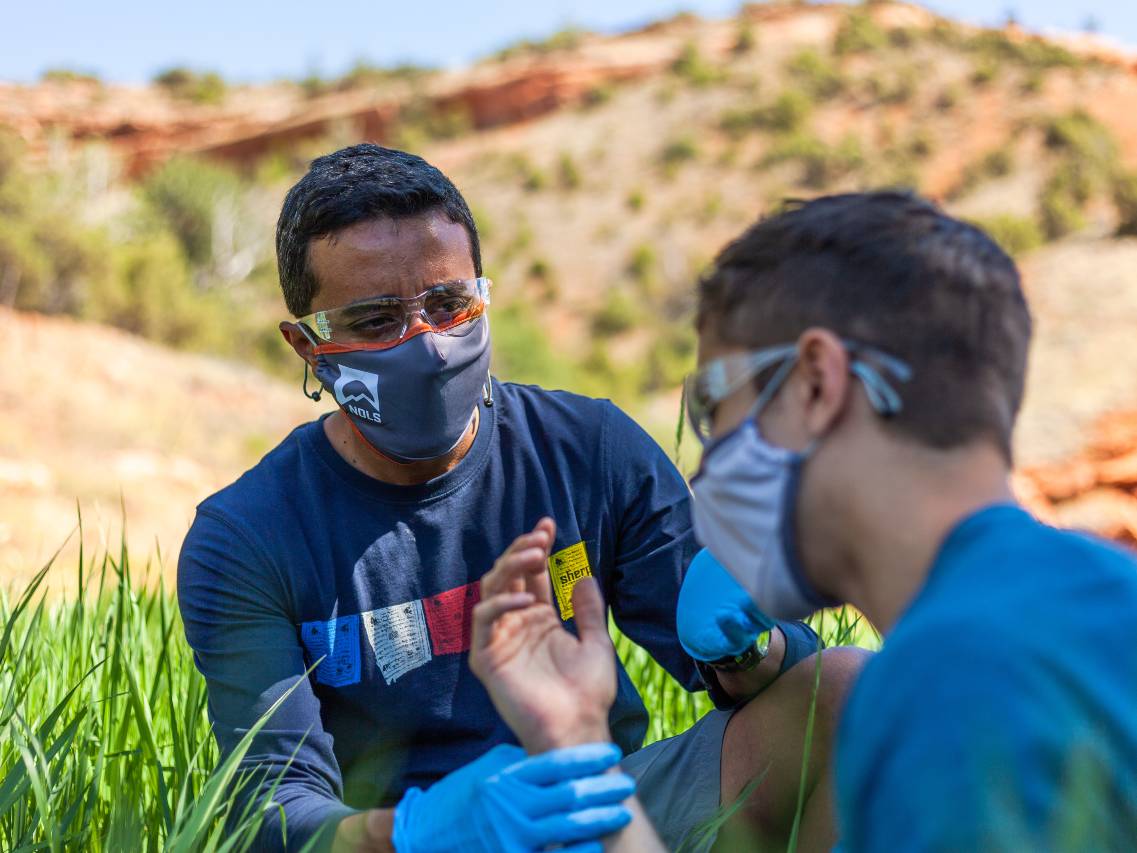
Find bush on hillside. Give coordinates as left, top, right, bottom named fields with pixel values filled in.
left=493, top=28, right=590, bottom=61
left=1040, top=169, right=1089, bottom=240
left=721, top=91, right=813, bottom=138
left=153, top=67, right=227, bottom=105
left=786, top=50, right=846, bottom=101
left=1043, top=110, right=1119, bottom=171
left=557, top=153, right=582, bottom=190
left=660, top=136, right=699, bottom=176
left=671, top=43, right=725, bottom=87
left=592, top=290, right=639, bottom=335
left=1112, top=172, right=1137, bottom=237
left=141, top=156, right=242, bottom=268
left=834, top=10, right=888, bottom=56
left=761, top=132, right=864, bottom=189
left=970, top=214, right=1044, bottom=257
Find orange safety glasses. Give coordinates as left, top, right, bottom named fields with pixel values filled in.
left=295, top=277, right=491, bottom=353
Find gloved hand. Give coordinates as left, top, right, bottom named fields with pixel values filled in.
left=392, top=742, right=634, bottom=853
left=677, top=547, right=777, bottom=662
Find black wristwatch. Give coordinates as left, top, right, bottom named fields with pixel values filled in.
left=708, top=630, right=772, bottom=673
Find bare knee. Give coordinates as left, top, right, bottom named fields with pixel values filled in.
left=718, top=646, right=871, bottom=836
left=783, top=645, right=873, bottom=724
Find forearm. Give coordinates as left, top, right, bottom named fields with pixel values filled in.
left=604, top=792, right=665, bottom=853
left=332, top=809, right=395, bottom=853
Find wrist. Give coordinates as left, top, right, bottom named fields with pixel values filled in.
left=526, top=717, right=613, bottom=753
left=333, top=808, right=396, bottom=853
left=715, top=627, right=787, bottom=701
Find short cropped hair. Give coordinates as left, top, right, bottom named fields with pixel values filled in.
left=697, top=191, right=1032, bottom=462
left=276, top=144, right=481, bottom=316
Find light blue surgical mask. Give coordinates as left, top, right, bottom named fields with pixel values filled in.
left=689, top=342, right=911, bottom=620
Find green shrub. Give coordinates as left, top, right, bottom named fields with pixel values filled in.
left=509, top=154, right=548, bottom=192
left=643, top=323, right=697, bottom=392
left=1043, top=110, right=1118, bottom=170
left=954, top=145, right=1016, bottom=198
left=834, top=10, right=888, bottom=56
left=335, top=60, right=432, bottom=91
left=626, top=188, right=646, bottom=212
left=733, top=21, right=757, bottom=55
left=592, top=290, right=638, bottom=335
left=786, top=50, right=846, bottom=101
left=761, top=133, right=863, bottom=189
left=626, top=244, right=657, bottom=283
left=660, top=135, right=699, bottom=175
left=557, top=153, right=582, bottom=190
left=970, top=214, right=1044, bottom=257
left=581, top=84, right=613, bottom=108
left=671, top=43, right=725, bottom=87
left=393, top=97, right=473, bottom=146
left=863, top=66, right=919, bottom=104
left=41, top=67, right=101, bottom=84
left=493, top=27, right=589, bottom=61
left=492, top=302, right=574, bottom=388
left=721, top=90, right=812, bottom=138
left=1040, top=169, right=1088, bottom=240
left=153, top=67, right=227, bottom=104
left=935, top=84, right=962, bottom=111
left=1112, top=172, right=1137, bottom=237
left=141, top=156, right=242, bottom=267
left=970, top=58, right=999, bottom=87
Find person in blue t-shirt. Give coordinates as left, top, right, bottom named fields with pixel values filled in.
left=176, top=144, right=865, bottom=853
left=468, top=191, right=1137, bottom=851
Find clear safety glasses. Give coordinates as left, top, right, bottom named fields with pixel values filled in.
left=684, top=340, right=912, bottom=444
left=297, top=277, right=491, bottom=350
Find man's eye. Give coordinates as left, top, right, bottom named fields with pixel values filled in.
left=350, top=313, right=401, bottom=331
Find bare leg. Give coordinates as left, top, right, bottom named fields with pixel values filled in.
left=714, top=647, right=871, bottom=852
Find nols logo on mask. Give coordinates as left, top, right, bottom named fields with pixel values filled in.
left=332, top=365, right=382, bottom=423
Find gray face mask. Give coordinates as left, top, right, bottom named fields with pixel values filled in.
left=690, top=344, right=911, bottom=620
left=308, top=316, right=492, bottom=462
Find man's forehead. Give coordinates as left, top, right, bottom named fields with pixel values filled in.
left=307, top=213, right=474, bottom=309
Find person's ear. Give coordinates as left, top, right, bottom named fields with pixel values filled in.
left=796, top=328, right=852, bottom=440
left=279, top=321, right=318, bottom=367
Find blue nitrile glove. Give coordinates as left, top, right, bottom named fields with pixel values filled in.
left=392, top=742, right=635, bottom=853
left=677, top=547, right=777, bottom=662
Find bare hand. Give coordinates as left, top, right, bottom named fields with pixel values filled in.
left=471, top=519, right=617, bottom=753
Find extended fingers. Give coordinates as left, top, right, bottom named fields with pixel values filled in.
left=570, top=577, right=612, bottom=654
left=505, top=742, right=623, bottom=786
left=528, top=805, right=633, bottom=847
left=470, top=592, right=536, bottom=662
left=525, top=772, right=636, bottom=818
left=482, top=519, right=557, bottom=603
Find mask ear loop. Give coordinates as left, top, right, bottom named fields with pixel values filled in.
left=294, top=322, right=325, bottom=402
left=481, top=314, right=494, bottom=407
left=302, top=363, right=322, bottom=402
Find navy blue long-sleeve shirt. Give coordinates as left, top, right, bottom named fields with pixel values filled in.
left=177, top=381, right=815, bottom=850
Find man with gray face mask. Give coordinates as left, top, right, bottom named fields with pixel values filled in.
left=470, top=190, right=1137, bottom=851
left=176, top=144, right=865, bottom=853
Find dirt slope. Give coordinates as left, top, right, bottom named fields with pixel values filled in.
left=0, top=307, right=330, bottom=590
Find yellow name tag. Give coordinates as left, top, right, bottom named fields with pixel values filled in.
left=548, top=541, right=592, bottom=620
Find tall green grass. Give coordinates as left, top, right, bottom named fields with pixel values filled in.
left=1, top=525, right=876, bottom=850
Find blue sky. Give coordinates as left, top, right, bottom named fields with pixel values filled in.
left=2, top=0, right=1133, bottom=84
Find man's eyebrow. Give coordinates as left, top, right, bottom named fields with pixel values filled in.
left=335, top=298, right=400, bottom=318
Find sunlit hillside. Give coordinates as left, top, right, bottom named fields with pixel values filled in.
left=3, top=0, right=1137, bottom=578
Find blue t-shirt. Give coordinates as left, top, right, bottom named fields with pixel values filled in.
left=836, top=505, right=1137, bottom=851
left=178, top=381, right=815, bottom=850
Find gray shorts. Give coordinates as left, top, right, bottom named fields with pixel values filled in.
left=621, top=709, right=733, bottom=851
